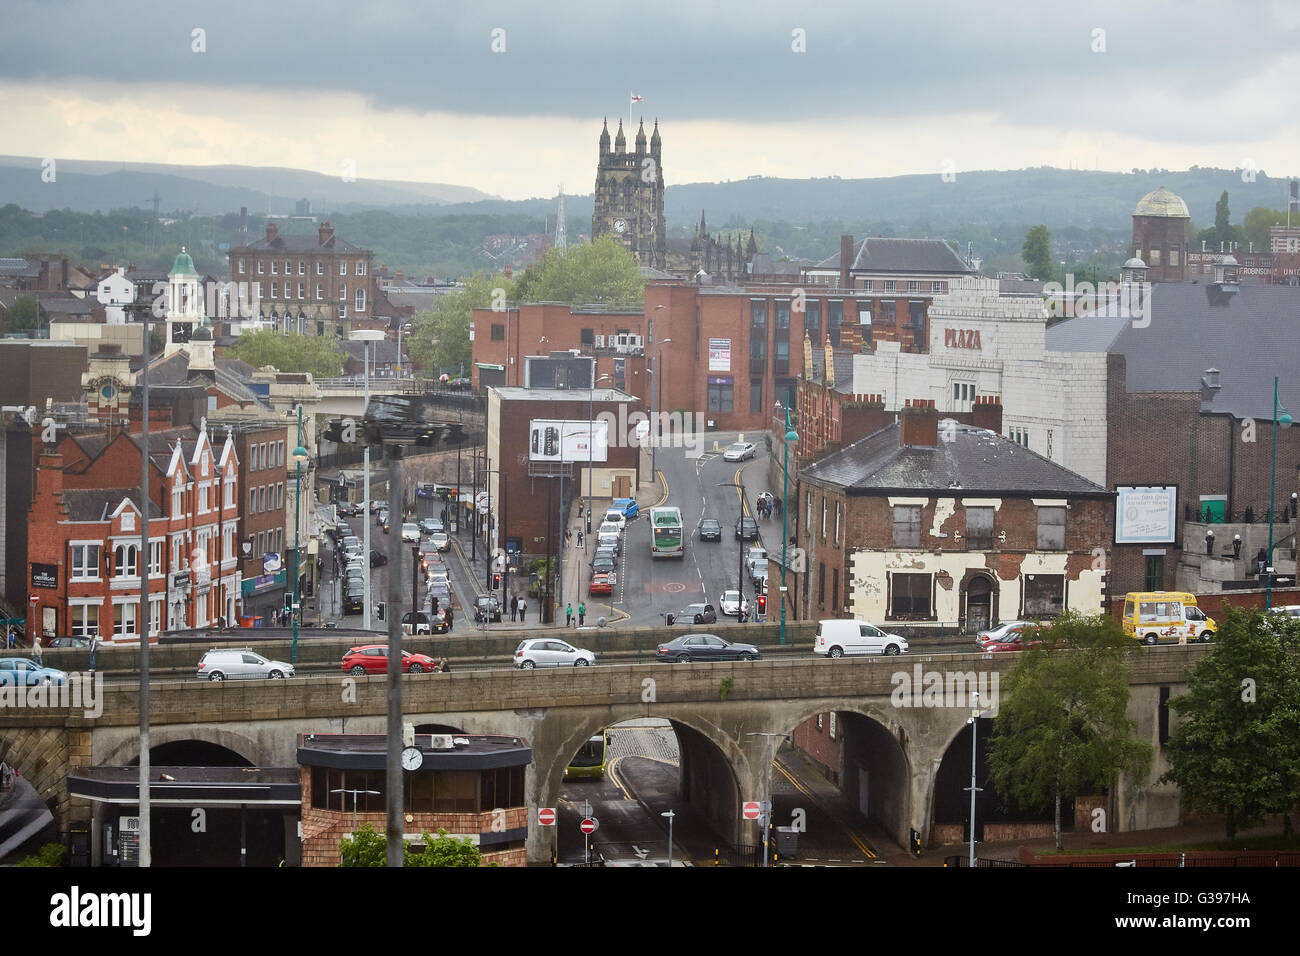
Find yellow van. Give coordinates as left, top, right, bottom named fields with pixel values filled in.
left=1121, top=592, right=1217, bottom=645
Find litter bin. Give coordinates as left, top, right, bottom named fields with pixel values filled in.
left=238, top=616, right=256, bottom=628
left=774, top=826, right=798, bottom=856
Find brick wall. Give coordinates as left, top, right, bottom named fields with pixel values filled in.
left=791, top=713, right=844, bottom=784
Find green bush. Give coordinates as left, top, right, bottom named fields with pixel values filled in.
left=15, top=842, right=67, bottom=867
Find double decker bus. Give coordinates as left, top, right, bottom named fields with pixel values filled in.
left=565, top=732, right=609, bottom=780
left=649, top=506, right=684, bottom=558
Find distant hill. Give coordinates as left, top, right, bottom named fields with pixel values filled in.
left=0, top=155, right=496, bottom=216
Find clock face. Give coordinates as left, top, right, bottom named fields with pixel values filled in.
left=613, top=219, right=627, bottom=234
left=401, top=746, right=423, bottom=771
left=100, top=383, right=116, bottom=400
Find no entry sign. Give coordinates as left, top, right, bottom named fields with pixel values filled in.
left=580, top=817, right=598, bottom=835
left=537, top=807, right=556, bottom=827
left=742, top=801, right=761, bottom=820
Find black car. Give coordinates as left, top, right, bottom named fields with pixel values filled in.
left=591, top=555, right=617, bottom=577
left=334, top=521, right=353, bottom=540
left=656, top=633, right=761, bottom=663
left=665, top=603, right=717, bottom=626
left=474, top=595, right=502, bottom=622
left=342, top=589, right=364, bottom=614
left=734, top=516, right=758, bottom=541
left=699, top=518, right=722, bottom=541
left=370, top=549, right=388, bottom=568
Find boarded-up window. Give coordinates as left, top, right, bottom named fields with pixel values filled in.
left=966, top=507, right=994, bottom=550
left=890, top=572, right=931, bottom=618
left=1023, top=573, right=1064, bottom=618
left=893, top=505, right=922, bottom=547
left=1037, top=506, right=1065, bottom=550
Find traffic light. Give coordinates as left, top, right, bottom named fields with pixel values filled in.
left=430, top=596, right=439, bottom=615
left=910, top=828, right=922, bottom=857
left=492, top=573, right=501, bottom=589
left=757, top=593, right=767, bottom=616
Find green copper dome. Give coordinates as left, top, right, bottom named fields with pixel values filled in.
left=170, top=246, right=198, bottom=277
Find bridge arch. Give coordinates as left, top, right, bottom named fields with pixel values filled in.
left=96, top=725, right=272, bottom=769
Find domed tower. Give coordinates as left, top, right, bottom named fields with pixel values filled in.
left=1132, top=186, right=1190, bottom=283
left=165, top=246, right=204, bottom=356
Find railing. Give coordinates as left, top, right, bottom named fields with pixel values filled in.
left=315, top=376, right=424, bottom=393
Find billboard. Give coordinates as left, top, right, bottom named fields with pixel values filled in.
left=708, top=338, right=731, bottom=372
left=1115, top=486, right=1178, bottom=544
left=529, top=419, right=608, bottom=463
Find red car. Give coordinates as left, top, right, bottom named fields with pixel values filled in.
left=589, top=572, right=613, bottom=596
left=341, top=645, right=439, bottom=675
left=981, top=628, right=1046, bottom=653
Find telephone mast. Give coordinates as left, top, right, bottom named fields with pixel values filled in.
left=554, top=186, right=567, bottom=251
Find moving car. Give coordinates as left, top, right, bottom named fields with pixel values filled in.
left=719, top=590, right=744, bottom=617
left=196, top=648, right=295, bottom=681
left=589, top=572, right=614, bottom=596
left=370, top=500, right=388, bottom=514
left=0, top=658, right=68, bottom=686
left=813, top=619, right=908, bottom=658
left=370, top=549, right=388, bottom=568
left=430, top=531, right=450, bottom=552
left=46, top=637, right=91, bottom=648
left=513, top=638, right=595, bottom=669
left=418, top=517, right=443, bottom=535
left=447, top=377, right=473, bottom=390
left=723, top=441, right=756, bottom=462
left=656, top=634, right=761, bottom=663
left=975, top=620, right=1035, bottom=648
left=401, top=523, right=420, bottom=543
left=1121, top=591, right=1217, bottom=645
left=699, top=517, right=722, bottom=541
left=981, top=628, right=1048, bottom=652
left=341, top=645, right=439, bottom=675
left=474, top=595, right=502, bottom=622
left=735, top=516, right=758, bottom=541
left=665, top=603, right=717, bottom=626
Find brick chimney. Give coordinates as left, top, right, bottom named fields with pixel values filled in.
left=319, top=222, right=334, bottom=246
left=265, top=222, right=278, bottom=242
left=37, top=447, right=65, bottom=509
left=899, top=405, right=939, bottom=448
left=970, top=395, right=1003, bottom=433
left=839, top=235, right=853, bottom=290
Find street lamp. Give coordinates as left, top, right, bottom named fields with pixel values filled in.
left=650, top=338, right=671, bottom=481
left=717, top=481, right=748, bottom=618
left=966, top=691, right=986, bottom=868
left=350, top=329, right=385, bottom=631
left=587, top=373, right=612, bottom=538
left=775, top=402, right=799, bottom=645
left=661, top=810, right=675, bottom=867
left=331, top=787, right=380, bottom=835
left=290, top=408, right=310, bottom=664
left=1266, top=376, right=1293, bottom=610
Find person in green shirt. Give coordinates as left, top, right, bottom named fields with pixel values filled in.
left=566, top=603, right=573, bottom=627
left=577, top=602, right=586, bottom=626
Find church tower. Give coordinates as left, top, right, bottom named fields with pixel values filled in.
left=165, top=246, right=204, bottom=356
left=592, top=118, right=666, bottom=269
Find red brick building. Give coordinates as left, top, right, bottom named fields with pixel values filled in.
left=28, top=422, right=241, bottom=641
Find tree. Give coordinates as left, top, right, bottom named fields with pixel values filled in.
left=1241, top=206, right=1291, bottom=252
left=1021, top=225, right=1053, bottom=281
left=231, top=330, right=344, bottom=379
left=1214, top=190, right=1231, bottom=244
left=337, top=822, right=483, bottom=866
left=4, top=295, right=42, bottom=334
left=405, top=828, right=483, bottom=867
left=512, top=236, right=646, bottom=306
left=985, top=612, right=1153, bottom=850
left=409, top=271, right=514, bottom=374
left=1160, top=607, right=1300, bottom=841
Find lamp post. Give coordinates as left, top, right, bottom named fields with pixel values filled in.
left=331, top=787, right=379, bottom=835
left=661, top=810, right=675, bottom=868
left=350, top=329, right=385, bottom=631
left=1266, top=376, right=1293, bottom=610
left=650, top=339, right=671, bottom=481
left=587, top=373, right=612, bottom=539
left=718, top=481, right=748, bottom=618
left=290, top=407, right=310, bottom=664
left=966, top=691, right=985, bottom=868
left=776, top=403, right=799, bottom=645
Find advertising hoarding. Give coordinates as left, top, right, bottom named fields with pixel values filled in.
left=528, top=420, right=609, bottom=463
left=1115, top=486, right=1178, bottom=544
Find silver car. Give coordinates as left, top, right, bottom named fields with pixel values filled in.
left=723, top=441, right=756, bottom=461
left=513, top=639, right=595, bottom=669
left=196, top=647, right=295, bottom=681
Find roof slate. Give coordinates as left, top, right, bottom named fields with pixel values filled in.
left=813, top=237, right=974, bottom=275
left=62, top=487, right=161, bottom=522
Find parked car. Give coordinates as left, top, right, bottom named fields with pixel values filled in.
left=334, top=521, right=353, bottom=540
left=665, top=603, right=717, bottom=626
left=196, top=648, right=295, bottom=681
left=474, top=595, right=502, bottom=622
left=430, top=531, right=450, bottom=552
left=342, top=536, right=363, bottom=556
left=656, top=633, right=761, bottom=663
left=419, top=517, right=443, bottom=535
left=47, top=637, right=91, bottom=648
left=975, top=620, right=1035, bottom=648
left=370, top=499, right=388, bottom=514
left=589, top=572, right=614, bottom=596
left=591, top=555, right=617, bottom=577
left=601, top=509, right=627, bottom=532
left=590, top=545, right=618, bottom=566
left=0, top=658, right=68, bottom=686
left=596, top=530, right=620, bottom=553
left=341, top=589, right=364, bottom=614
left=813, top=619, right=908, bottom=658
left=735, top=516, right=759, bottom=541
left=401, top=523, right=420, bottom=543
left=723, top=441, right=757, bottom=462
left=611, top=497, right=639, bottom=519
left=699, top=517, right=722, bottom=541
left=513, top=638, right=595, bottom=669
left=598, top=520, right=622, bottom=538
left=447, top=377, right=473, bottom=390
left=341, top=644, right=439, bottom=675
left=719, top=590, right=744, bottom=617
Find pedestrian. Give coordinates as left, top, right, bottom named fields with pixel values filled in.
left=510, top=595, right=519, bottom=622
left=5, top=626, right=14, bottom=649
left=440, top=657, right=451, bottom=673
left=518, top=595, right=527, bottom=621
left=577, top=529, right=584, bottom=547
left=88, top=631, right=98, bottom=674
left=565, top=529, right=573, bottom=546
left=774, top=497, right=782, bottom=517
left=32, top=632, right=42, bottom=667
left=578, top=602, right=586, bottom=626
left=578, top=503, right=584, bottom=519
left=566, top=603, right=573, bottom=627
left=444, top=605, right=453, bottom=631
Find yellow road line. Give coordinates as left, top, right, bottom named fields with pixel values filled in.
left=773, top=760, right=876, bottom=859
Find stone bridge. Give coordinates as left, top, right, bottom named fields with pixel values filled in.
left=0, top=646, right=1207, bottom=862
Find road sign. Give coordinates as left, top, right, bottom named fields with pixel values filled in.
left=580, top=817, right=599, bottom=835
left=28, top=595, right=38, bottom=603
left=537, top=807, right=556, bottom=827
left=742, top=801, right=761, bottom=820
left=577, top=800, right=593, bottom=818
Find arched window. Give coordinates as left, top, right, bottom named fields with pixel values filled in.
left=114, top=544, right=138, bottom=577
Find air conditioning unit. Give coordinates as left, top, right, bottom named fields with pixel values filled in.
left=627, top=334, right=643, bottom=348
left=593, top=335, right=606, bottom=348
left=428, top=734, right=455, bottom=751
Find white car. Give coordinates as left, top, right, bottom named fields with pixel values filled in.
left=719, top=590, right=743, bottom=617
left=598, top=520, right=622, bottom=538
left=400, top=523, right=420, bottom=543
left=813, top=619, right=908, bottom=657
left=975, top=620, right=1034, bottom=648
left=597, top=530, right=620, bottom=552
left=513, top=639, right=595, bottom=669
left=723, top=441, right=757, bottom=462
left=431, top=531, right=450, bottom=551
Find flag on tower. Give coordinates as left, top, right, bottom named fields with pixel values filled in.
left=631, top=94, right=643, bottom=102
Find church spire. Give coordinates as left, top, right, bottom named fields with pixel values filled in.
left=650, top=118, right=661, bottom=157
left=747, top=228, right=757, bottom=256
left=699, top=209, right=707, bottom=237
left=635, top=117, right=647, bottom=154
left=599, top=117, right=610, bottom=159
left=614, top=119, right=626, bottom=153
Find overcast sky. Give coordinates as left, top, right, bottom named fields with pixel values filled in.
left=2, top=0, right=1298, bottom=199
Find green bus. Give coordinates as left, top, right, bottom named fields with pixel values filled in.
left=565, top=732, right=609, bottom=780
left=649, top=505, right=684, bottom=558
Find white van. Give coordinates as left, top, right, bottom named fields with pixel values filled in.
left=602, top=508, right=627, bottom=531
left=814, top=619, right=908, bottom=658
